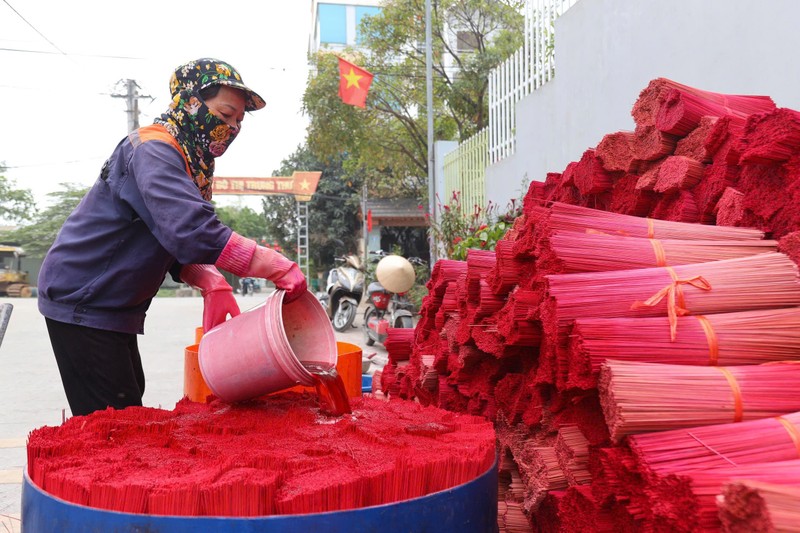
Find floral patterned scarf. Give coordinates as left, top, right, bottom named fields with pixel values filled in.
left=154, top=58, right=265, bottom=201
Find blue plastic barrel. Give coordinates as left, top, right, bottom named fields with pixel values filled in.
left=361, top=374, right=373, bottom=393
left=21, top=457, right=498, bottom=532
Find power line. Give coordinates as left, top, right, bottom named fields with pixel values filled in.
left=0, top=46, right=142, bottom=60
left=2, top=0, right=69, bottom=57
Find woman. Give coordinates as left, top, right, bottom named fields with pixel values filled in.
left=38, top=58, right=306, bottom=416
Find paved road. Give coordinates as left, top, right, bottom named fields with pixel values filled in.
left=0, top=292, right=387, bottom=531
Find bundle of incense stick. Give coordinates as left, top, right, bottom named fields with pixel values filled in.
left=544, top=201, right=766, bottom=240
left=497, top=452, right=533, bottom=533
left=738, top=108, right=800, bottom=164
left=631, top=124, right=677, bottom=161
left=674, top=115, right=718, bottom=163
left=426, top=258, right=467, bottom=296
left=472, top=317, right=521, bottom=358
left=653, top=155, right=707, bottom=193
left=595, top=130, right=638, bottom=173
left=545, top=252, right=800, bottom=344
left=546, top=230, right=777, bottom=272
left=630, top=77, right=747, bottom=127
left=566, top=307, right=800, bottom=390
left=627, top=410, right=800, bottom=478
left=487, top=239, right=532, bottom=296
left=718, top=480, right=800, bottom=532
left=573, top=148, right=613, bottom=195
left=558, top=486, right=616, bottom=533
left=527, top=446, right=569, bottom=509
left=434, top=280, right=459, bottom=329
left=650, top=460, right=800, bottom=533
left=598, top=360, right=800, bottom=442
left=655, top=85, right=776, bottom=136
left=554, top=425, right=591, bottom=486
left=28, top=396, right=497, bottom=516
left=384, top=327, right=414, bottom=363
left=475, top=279, right=507, bottom=319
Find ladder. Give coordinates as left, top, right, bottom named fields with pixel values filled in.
left=296, top=201, right=309, bottom=281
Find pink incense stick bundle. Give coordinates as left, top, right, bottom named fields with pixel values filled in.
left=631, top=78, right=692, bottom=127
left=487, top=238, right=532, bottom=295
left=595, top=131, right=639, bottom=173
left=573, top=149, right=614, bottom=196
left=426, top=258, right=467, bottom=296
left=434, top=280, right=459, bottom=330
left=738, top=108, right=800, bottom=165
left=650, top=189, right=701, bottom=223
left=384, top=327, right=415, bottom=363
left=651, top=459, right=800, bottom=533
left=558, top=486, right=616, bottom=533
left=705, top=115, right=746, bottom=164
left=554, top=425, right=591, bottom=486
left=599, top=360, right=800, bottom=442
left=631, top=124, right=677, bottom=161
left=718, top=480, right=800, bottom=533
left=694, top=161, right=739, bottom=223
left=653, top=155, right=707, bottom=194
left=475, top=278, right=506, bottom=319
left=628, top=410, right=800, bottom=479
left=715, top=187, right=747, bottom=227
left=609, top=172, right=658, bottom=217
left=545, top=201, right=765, bottom=240
left=497, top=452, right=533, bottom=533
left=545, top=252, right=800, bottom=343
left=674, top=115, right=718, bottom=163
left=655, top=86, right=776, bottom=137
left=547, top=230, right=777, bottom=273
left=567, top=306, right=800, bottom=391
left=634, top=163, right=661, bottom=191
left=515, top=446, right=568, bottom=512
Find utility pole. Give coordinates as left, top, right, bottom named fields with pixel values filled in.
left=111, top=79, right=152, bottom=133
left=425, top=0, right=437, bottom=265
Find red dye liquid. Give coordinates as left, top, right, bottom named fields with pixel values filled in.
left=309, top=367, right=352, bottom=416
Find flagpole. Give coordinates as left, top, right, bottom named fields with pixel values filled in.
left=425, top=0, right=437, bottom=265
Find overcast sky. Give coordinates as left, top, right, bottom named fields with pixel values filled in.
left=0, top=0, right=313, bottom=215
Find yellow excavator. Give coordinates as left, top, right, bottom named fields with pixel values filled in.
left=0, top=244, right=32, bottom=297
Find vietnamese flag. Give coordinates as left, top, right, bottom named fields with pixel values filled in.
left=338, top=57, right=374, bottom=108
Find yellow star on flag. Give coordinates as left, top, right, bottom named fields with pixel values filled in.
left=343, top=68, right=363, bottom=89
left=299, top=178, right=310, bottom=190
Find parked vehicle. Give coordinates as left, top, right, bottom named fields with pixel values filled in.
left=320, top=254, right=366, bottom=332
left=363, top=251, right=424, bottom=347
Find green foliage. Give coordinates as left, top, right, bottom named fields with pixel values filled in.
left=428, top=189, right=523, bottom=260
left=214, top=205, right=268, bottom=242
left=0, top=167, right=37, bottom=224
left=0, top=183, right=88, bottom=256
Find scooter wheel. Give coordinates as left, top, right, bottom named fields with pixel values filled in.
left=363, top=307, right=378, bottom=346
left=332, top=300, right=357, bottom=332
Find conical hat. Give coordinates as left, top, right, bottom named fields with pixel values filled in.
left=376, top=255, right=416, bottom=294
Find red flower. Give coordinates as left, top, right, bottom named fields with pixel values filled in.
left=478, top=224, right=488, bottom=231
left=453, top=236, right=462, bottom=244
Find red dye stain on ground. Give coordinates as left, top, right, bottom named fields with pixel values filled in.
left=27, top=394, right=495, bottom=517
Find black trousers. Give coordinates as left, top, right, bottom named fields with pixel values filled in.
left=45, top=318, right=145, bottom=416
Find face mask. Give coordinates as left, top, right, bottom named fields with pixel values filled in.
left=204, top=109, right=240, bottom=157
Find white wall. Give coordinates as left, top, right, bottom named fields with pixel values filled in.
left=486, top=0, right=800, bottom=206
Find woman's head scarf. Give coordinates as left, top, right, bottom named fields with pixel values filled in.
left=154, top=58, right=265, bottom=201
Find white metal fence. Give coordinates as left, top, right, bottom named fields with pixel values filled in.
left=443, top=128, right=488, bottom=212
left=488, top=0, right=578, bottom=163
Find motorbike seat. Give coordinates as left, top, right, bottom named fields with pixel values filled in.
left=367, top=281, right=385, bottom=294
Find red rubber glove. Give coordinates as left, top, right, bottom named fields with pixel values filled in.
left=215, top=232, right=307, bottom=303
left=180, top=264, right=241, bottom=332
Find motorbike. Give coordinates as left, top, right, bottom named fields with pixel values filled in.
left=363, top=251, right=425, bottom=347
left=320, top=254, right=366, bottom=332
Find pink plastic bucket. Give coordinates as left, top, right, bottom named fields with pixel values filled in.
left=198, top=290, right=337, bottom=402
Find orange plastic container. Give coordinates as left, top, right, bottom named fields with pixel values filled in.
left=183, top=343, right=214, bottom=403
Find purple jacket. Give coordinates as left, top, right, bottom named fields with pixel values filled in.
left=38, top=125, right=232, bottom=334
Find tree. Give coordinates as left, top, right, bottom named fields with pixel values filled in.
left=263, top=145, right=362, bottom=279
left=0, top=183, right=88, bottom=256
left=303, top=0, right=525, bottom=202
left=0, top=165, right=37, bottom=224
left=214, top=205, right=268, bottom=242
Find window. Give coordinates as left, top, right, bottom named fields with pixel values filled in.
left=456, top=31, right=480, bottom=53
left=319, top=4, right=347, bottom=44
left=355, top=6, right=382, bottom=44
